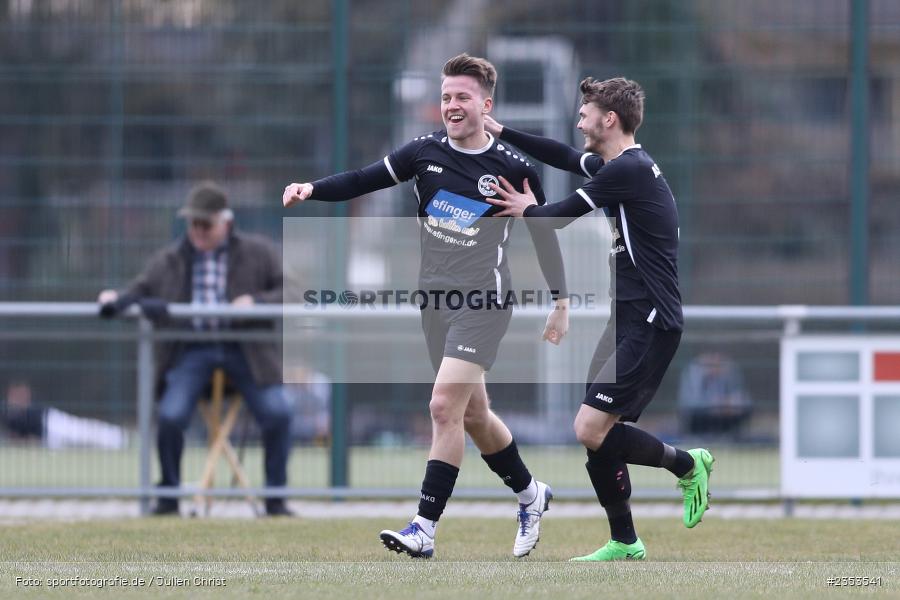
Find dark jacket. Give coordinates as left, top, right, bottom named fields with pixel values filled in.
left=121, top=228, right=283, bottom=397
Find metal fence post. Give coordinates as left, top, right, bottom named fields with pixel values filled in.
left=329, top=0, right=350, bottom=490
left=849, top=0, right=869, bottom=306
left=136, top=316, right=155, bottom=515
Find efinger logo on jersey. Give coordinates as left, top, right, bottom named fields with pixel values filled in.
left=477, top=174, right=499, bottom=196
left=425, top=189, right=490, bottom=230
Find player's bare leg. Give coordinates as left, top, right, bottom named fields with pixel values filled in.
left=465, top=379, right=552, bottom=557
left=380, top=358, right=480, bottom=558
left=463, top=378, right=511, bottom=454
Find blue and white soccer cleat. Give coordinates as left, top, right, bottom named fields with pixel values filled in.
left=513, top=480, right=553, bottom=557
left=380, top=522, right=435, bottom=559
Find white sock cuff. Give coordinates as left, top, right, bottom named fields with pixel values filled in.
left=516, top=478, right=538, bottom=505
left=412, top=514, right=437, bottom=538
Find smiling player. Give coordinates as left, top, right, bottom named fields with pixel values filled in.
left=283, top=54, right=569, bottom=559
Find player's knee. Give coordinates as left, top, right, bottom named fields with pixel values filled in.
left=429, top=393, right=463, bottom=428
left=573, top=416, right=608, bottom=450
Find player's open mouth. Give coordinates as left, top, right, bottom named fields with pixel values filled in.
left=448, top=115, right=464, bottom=123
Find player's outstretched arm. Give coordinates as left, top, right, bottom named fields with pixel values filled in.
left=282, top=159, right=399, bottom=208
left=487, top=117, right=599, bottom=177
left=488, top=178, right=592, bottom=228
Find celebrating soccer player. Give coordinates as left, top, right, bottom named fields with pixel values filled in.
left=283, top=54, right=569, bottom=559
left=485, top=77, right=714, bottom=561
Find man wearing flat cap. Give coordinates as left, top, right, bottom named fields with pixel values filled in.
left=98, top=182, right=293, bottom=516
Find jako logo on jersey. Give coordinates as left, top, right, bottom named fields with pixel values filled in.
left=421, top=493, right=436, bottom=503
left=595, top=393, right=614, bottom=404
left=478, top=174, right=499, bottom=196
left=427, top=164, right=443, bottom=174
left=651, top=163, right=661, bottom=178
left=457, top=344, right=476, bottom=354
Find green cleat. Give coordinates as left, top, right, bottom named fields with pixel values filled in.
left=678, top=448, right=714, bottom=528
left=570, top=538, right=646, bottom=562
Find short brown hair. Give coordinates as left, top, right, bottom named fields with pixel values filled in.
left=441, top=53, right=497, bottom=98
left=580, top=77, right=645, bottom=134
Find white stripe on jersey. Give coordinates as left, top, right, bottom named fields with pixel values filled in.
left=580, top=153, right=596, bottom=178
left=494, top=218, right=511, bottom=297
left=383, top=156, right=400, bottom=184
left=413, top=180, right=422, bottom=225
left=576, top=188, right=598, bottom=210
left=618, top=203, right=637, bottom=268
left=647, top=307, right=657, bottom=324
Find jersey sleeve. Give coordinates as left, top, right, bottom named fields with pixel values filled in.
left=384, top=137, right=426, bottom=183
left=575, top=153, right=640, bottom=208
left=500, top=127, right=603, bottom=177
left=309, top=159, right=398, bottom=202
left=524, top=218, right=568, bottom=299
left=523, top=155, right=638, bottom=224
left=515, top=162, right=566, bottom=298
left=309, top=137, right=426, bottom=202
left=522, top=191, right=593, bottom=227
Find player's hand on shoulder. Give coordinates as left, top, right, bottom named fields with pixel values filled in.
left=283, top=182, right=313, bottom=208
left=483, top=115, right=504, bottom=137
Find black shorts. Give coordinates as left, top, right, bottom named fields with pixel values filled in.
left=420, top=302, right=513, bottom=372
left=583, top=301, right=681, bottom=422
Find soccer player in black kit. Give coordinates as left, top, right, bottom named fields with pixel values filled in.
left=486, top=77, right=714, bottom=561
left=283, top=54, right=569, bottom=559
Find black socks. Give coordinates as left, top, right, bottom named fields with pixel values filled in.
left=602, top=423, right=695, bottom=477
left=585, top=445, right=636, bottom=544
left=584, top=422, right=696, bottom=544
left=481, top=439, right=532, bottom=493
left=417, top=459, right=460, bottom=522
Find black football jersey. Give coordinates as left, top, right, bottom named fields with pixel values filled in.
left=384, top=131, right=547, bottom=293
left=575, top=146, right=682, bottom=331
left=499, top=127, right=683, bottom=331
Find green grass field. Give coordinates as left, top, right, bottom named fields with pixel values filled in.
left=0, top=444, right=779, bottom=491
left=2, top=517, right=898, bottom=599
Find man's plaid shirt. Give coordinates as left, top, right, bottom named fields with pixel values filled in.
left=191, top=247, right=228, bottom=330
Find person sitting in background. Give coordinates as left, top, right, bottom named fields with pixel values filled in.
left=97, top=181, right=293, bottom=517
left=2, top=380, right=128, bottom=450
left=678, top=352, right=752, bottom=437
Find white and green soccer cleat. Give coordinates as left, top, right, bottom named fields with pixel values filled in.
left=677, top=448, right=714, bottom=528
left=570, top=538, right=646, bottom=562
